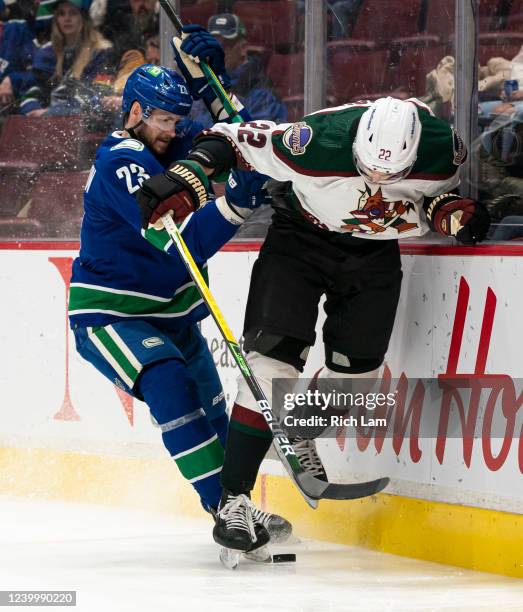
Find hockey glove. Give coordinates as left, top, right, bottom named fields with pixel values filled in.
left=136, top=161, right=209, bottom=230
left=171, top=25, right=231, bottom=104
left=222, top=170, right=272, bottom=221
left=425, top=194, right=491, bottom=245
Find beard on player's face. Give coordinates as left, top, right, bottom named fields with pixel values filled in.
left=136, top=122, right=174, bottom=155
left=126, top=106, right=180, bottom=155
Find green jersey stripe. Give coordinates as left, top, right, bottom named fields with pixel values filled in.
left=68, top=302, right=205, bottom=318
left=229, top=420, right=273, bottom=440
left=69, top=268, right=209, bottom=317
left=174, top=436, right=224, bottom=481
left=88, top=332, right=136, bottom=388
left=91, top=327, right=141, bottom=385
left=105, top=325, right=142, bottom=372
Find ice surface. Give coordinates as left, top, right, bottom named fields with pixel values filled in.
left=0, top=496, right=521, bottom=612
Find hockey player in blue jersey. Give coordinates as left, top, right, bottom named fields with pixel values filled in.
left=68, top=54, right=291, bottom=551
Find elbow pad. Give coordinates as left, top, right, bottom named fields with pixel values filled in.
left=187, top=133, right=237, bottom=179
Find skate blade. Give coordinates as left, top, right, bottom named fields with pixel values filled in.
left=219, top=546, right=241, bottom=570
left=244, top=545, right=271, bottom=563
left=267, top=524, right=293, bottom=544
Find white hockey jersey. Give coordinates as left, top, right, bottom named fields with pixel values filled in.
left=209, top=100, right=465, bottom=239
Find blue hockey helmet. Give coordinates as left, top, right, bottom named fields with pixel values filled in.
left=122, top=64, right=193, bottom=119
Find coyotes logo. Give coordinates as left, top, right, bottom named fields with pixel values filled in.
left=342, top=184, right=418, bottom=234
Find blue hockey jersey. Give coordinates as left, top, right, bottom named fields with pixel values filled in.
left=68, top=128, right=238, bottom=332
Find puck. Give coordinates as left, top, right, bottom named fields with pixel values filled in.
left=272, top=553, right=296, bottom=563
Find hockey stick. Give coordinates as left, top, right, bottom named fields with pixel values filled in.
left=159, top=0, right=242, bottom=122
left=161, top=212, right=390, bottom=507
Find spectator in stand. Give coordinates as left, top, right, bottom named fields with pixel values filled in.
left=100, top=0, right=158, bottom=60
left=101, top=30, right=160, bottom=127
left=0, top=0, right=39, bottom=106
left=189, top=13, right=287, bottom=128
left=476, top=110, right=523, bottom=240
left=19, top=0, right=115, bottom=117
left=328, top=0, right=364, bottom=39
left=87, top=0, right=159, bottom=124
left=17, top=42, right=56, bottom=114
left=144, top=32, right=160, bottom=65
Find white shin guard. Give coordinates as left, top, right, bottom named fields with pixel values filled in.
left=235, top=352, right=299, bottom=414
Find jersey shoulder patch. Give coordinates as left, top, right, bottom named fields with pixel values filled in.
left=272, top=106, right=364, bottom=176
left=109, top=134, right=145, bottom=153
left=452, top=129, right=467, bottom=165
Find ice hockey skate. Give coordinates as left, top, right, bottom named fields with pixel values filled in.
left=213, top=490, right=292, bottom=569
left=290, top=437, right=328, bottom=481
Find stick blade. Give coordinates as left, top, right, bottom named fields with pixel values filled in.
left=296, top=472, right=390, bottom=501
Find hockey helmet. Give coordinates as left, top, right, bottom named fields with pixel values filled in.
left=122, top=64, right=193, bottom=120
left=353, top=97, right=422, bottom=184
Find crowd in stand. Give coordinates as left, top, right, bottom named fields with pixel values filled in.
left=0, top=0, right=521, bottom=240
left=0, top=0, right=292, bottom=129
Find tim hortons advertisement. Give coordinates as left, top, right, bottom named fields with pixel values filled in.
left=0, top=249, right=522, bottom=513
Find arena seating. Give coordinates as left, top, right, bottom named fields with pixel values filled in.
left=327, top=42, right=391, bottom=103
left=425, top=0, right=512, bottom=39
left=266, top=53, right=304, bottom=99
left=0, top=115, right=84, bottom=171
left=281, top=95, right=304, bottom=122
left=394, top=37, right=448, bottom=97
left=478, top=31, right=523, bottom=63
left=233, top=1, right=303, bottom=51
left=504, top=0, right=523, bottom=31
left=348, top=0, right=424, bottom=45
left=0, top=170, right=88, bottom=239
left=0, top=116, right=85, bottom=219
left=180, top=1, right=218, bottom=26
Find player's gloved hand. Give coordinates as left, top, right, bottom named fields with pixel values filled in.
left=171, top=24, right=231, bottom=104
left=136, top=161, right=209, bottom=230
left=426, top=194, right=491, bottom=245
left=225, top=169, right=272, bottom=211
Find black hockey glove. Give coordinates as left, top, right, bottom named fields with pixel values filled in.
left=136, top=161, right=209, bottom=230
left=425, top=194, right=491, bottom=245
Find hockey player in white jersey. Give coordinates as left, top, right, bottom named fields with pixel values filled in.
left=136, top=97, right=490, bottom=553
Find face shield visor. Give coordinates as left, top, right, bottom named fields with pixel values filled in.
left=353, top=149, right=415, bottom=185
left=142, top=109, right=183, bottom=134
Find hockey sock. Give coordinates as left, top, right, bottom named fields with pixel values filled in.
left=210, top=412, right=229, bottom=448
left=138, top=359, right=224, bottom=510
left=220, top=402, right=273, bottom=495
left=220, top=352, right=299, bottom=495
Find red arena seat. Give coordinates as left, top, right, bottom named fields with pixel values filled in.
left=478, top=32, right=523, bottom=64
left=233, top=1, right=302, bottom=51
left=327, top=43, right=390, bottom=103
left=281, top=95, right=304, bottom=122
left=180, top=1, right=218, bottom=27
left=0, top=116, right=85, bottom=218
left=266, top=53, right=304, bottom=99
left=350, top=0, right=423, bottom=44
left=0, top=115, right=84, bottom=171
left=424, top=0, right=505, bottom=40
left=394, top=38, right=448, bottom=97
left=0, top=170, right=89, bottom=239
left=504, top=0, right=523, bottom=31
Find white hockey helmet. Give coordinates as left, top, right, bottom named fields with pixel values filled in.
left=353, top=97, right=422, bottom=184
